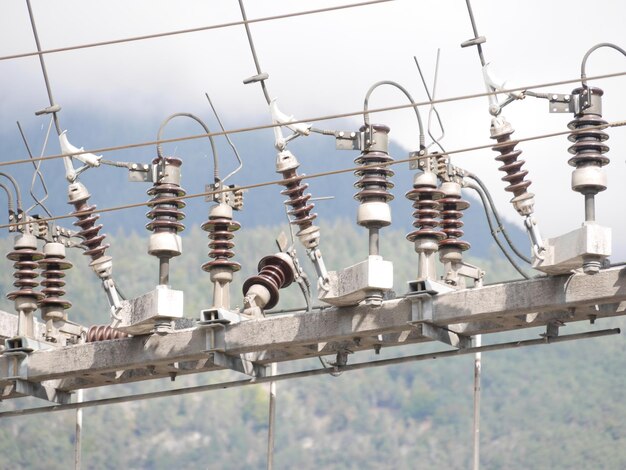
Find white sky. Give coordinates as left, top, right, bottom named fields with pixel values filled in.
left=1, top=0, right=625, bottom=259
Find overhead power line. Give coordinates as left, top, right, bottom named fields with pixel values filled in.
left=0, top=0, right=397, bottom=62
left=0, top=117, right=624, bottom=232
left=0, top=70, right=625, bottom=170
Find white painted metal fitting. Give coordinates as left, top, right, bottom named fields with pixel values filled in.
left=357, top=202, right=391, bottom=227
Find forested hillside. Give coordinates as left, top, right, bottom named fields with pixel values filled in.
left=1, top=222, right=625, bottom=469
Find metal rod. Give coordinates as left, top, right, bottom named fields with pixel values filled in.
left=267, top=363, right=277, bottom=470
left=74, top=389, right=83, bottom=470
left=159, top=258, right=170, bottom=286
left=0, top=328, right=618, bottom=419
left=473, top=335, right=482, bottom=470
left=585, top=193, right=595, bottom=222
left=464, top=0, right=486, bottom=67
left=25, top=0, right=62, bottom=136
left=369, top=227, right=380, bottom=256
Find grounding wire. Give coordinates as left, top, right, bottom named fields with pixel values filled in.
left=414, top=53, right=446, bottom=153
left=205, top=93, right=243, bottom=184
left=1, top=69, right=624, bottom=169
left=465, top=172, right=532, bottom=264
left=363, top=80, right=425, bottom=148
left=465, top=180, right=531, bottom=279
left=1, top=117, right=625, bottom=231
left=17, top=119, right=53, bottom=217
left=581, top=43, right=626, bottom=86
left=0, top=0, right=398, bottom=63
left=156, top=112, right=220, bottom=183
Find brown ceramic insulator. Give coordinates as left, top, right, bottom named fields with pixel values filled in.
left=438, top=195, right=470, bottom=252
left=405, top=186, right=446, bottom=243
left=242, top=255, right=295, bottom=310
left=201, top=216, right=241, bottom=273
left=567, top=88, right=609, bottom=169
left=70, top=199, right=110, bottom=262
left=491, top=132, right=532, bottom=198
left=86, top=325, right=128, bottom=342
left=279, top=169, right=317, bottom=231
left=6, top=248, right=45, bottom=301
left=39, top=252, right=72, bottom=311
left=146, top=184, right=186, bottom=234
left=353, top=124, right=394, bottom=204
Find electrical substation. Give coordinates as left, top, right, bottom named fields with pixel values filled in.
left=1, top=0, right=626, bottom=468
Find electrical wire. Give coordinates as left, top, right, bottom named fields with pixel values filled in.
left=581, top=43, right=626, bottom=86
left=238, top=0, right=271, bottom=105
left=465, top=173, right=531, bottom=264
left=205, top=93, right=243, bottom=183
left=25, top=0, right=62, bottom=136
left=156, top=112, right=220, bottom=183
left=464, top=180, right=531, bottom=279
left=0, top=172, right=22, bottom=212
left=1, top=70, right=624, bottom=170
left=363, top=80, right=425, bottom=148
left=1, top=117, right=626, bottom=232
left=0, top=0, right=397, bottom=63
left=0, top=183, right=15, bottom=214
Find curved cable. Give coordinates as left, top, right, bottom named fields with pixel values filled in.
left=0, top=172, right=22, bottom=212
left=156, top=112, right=219, bottom=182
left=464, top=180, right=531, bottom=279
left=363, top=80, right=425, bottom=148
left=465, top=173, right=531, bottom=264
left=205, top=93, right=242, bottom=183
left=0, top=182, right=15, bottom=214
left=581, top=43, right=626, bottom=86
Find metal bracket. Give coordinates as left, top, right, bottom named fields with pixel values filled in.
left=198, top=322, right=226, bottom=353
left=2, top=379, right=71, bottom=404
left=335, top=130, right=361, bottom=150
left=199, top=308, right=246, bottom=326
left=408, top=292, right=434, bottom=323
left=128, top=163, right=155, bottom=182
left=209, top=351, right=267, bottom=378
left=204, top=183, right=244, bottom=210
left=418, top=323, right=473, bottom=349
left=548, top=93, right=575, bottom=113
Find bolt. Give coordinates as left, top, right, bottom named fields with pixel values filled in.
left=552, top=94, right=558, bottom=100
left=339, top=131, right=345, bottom=137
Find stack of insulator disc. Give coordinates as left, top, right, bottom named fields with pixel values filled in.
left=405, top=184, right=445, bottom=243
left=146, top=157, right=186, bottom=235
left=201, top=215, right=241, bottom=273
left=439, top=194, right=470, bottom=252
left=279, top=168, right=317, bottom=233
left=242, top=255, right=294, bottom=310
left=6, top=242, right=44, bottom=302
left=354, top=124, right=394, bottom=207
left=39, top=243, right=72, bottom=315
left=86, top=325, right=128, bottom=342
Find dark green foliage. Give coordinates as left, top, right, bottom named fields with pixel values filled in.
left=0, top=222, right=624, bottom=469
